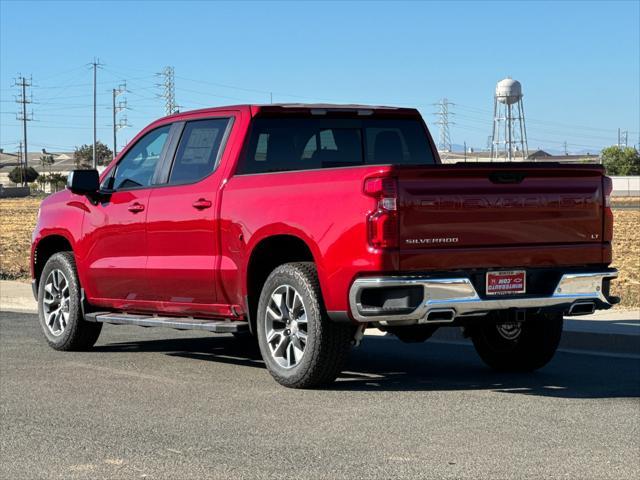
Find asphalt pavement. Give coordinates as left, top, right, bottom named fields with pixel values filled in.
left=1, top=311, right=639, bottom=479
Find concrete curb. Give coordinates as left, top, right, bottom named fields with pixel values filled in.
left=2, top=280, right=638, bottom=357
left=1, top=281, right=36, bottom=314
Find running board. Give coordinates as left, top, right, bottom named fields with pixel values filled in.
left=85, top=312, right=248, bottom=333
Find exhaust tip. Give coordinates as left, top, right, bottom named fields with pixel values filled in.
left=568, top=302, right=596, bottom=316
left=424, top=309, right=456, bottom=323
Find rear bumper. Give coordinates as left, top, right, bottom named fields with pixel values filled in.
left=348, top=270, right=618, bottom=324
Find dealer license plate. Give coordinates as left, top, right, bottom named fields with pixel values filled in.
left=486, top=270, right=526, bottom=295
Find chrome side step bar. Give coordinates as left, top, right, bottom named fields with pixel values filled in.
left=85, top=312, right=248, bottom=333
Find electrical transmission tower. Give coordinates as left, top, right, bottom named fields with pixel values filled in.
left=433, top=98, right=454, bottom=157
left=112, top=81, right=130, bottom=159
left=618, top=129, right=628, bottom=148
left=157, top=66, right=178, bottom=116
left=14, top=75, right=33, bottom=186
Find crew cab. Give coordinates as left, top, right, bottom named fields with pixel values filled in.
left=31, top=104, right=619, bottom=388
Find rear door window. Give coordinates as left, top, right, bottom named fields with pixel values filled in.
left=246, top=121, right=362, bottom=173
left=168, top=118, right=230, bottom=184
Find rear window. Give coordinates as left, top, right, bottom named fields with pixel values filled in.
left=238, top=117, right=434, bottom=174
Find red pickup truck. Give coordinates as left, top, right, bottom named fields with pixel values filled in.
left=31, top=104, right=618, bottom=388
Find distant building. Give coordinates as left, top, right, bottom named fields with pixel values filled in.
left=527, top=150, right=600, bottom=163
left=438, top=149, right=601, bottom=164
left=527, top=150, right=552, bottom=159
left=0, top=152, right=77, bottom=188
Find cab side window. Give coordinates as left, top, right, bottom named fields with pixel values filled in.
left=168, top=118, right=230, bottom=184
left=111, top=125, right=171, bottom=190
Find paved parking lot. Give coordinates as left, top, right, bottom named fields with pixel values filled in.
left=1, top=311, right=639, bottom=479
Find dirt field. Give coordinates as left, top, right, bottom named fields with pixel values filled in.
left=1, top=197, right=638, bottom=308
left=1, top=197, right=41, bottom=281
left=612, top=197, right=640, bottom=207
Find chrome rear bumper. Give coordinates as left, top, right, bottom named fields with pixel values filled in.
left=348, top=271, right=618, bottom=324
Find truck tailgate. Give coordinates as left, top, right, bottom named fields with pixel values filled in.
left=397, top=164, right=605, bottom=265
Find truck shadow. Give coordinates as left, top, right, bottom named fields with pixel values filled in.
left=95, top=334, right=640, bottom=399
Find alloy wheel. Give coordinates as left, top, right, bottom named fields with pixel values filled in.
left=496, top=322, right=522, bottom=341
left=264, top=284, right=308, bottom=369
left=42, top=269, right=71, bottom=337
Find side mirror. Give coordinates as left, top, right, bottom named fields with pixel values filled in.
left=67, top=169, right=100, bottom=195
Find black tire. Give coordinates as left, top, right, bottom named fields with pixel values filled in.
left=231, top=330, right=257, bottom=346
left=387, top=324, right=438, bottom=343
left=256, top=262, right=352, bottom=388
left=37, top=252, right=102, bottom=351
left=470, top=313, right=563, bottom=372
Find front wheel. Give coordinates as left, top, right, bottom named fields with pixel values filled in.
left=37, top=252, right=102, bottom=351
left=470, top=313, right=563, bottom=372
left=256, top=262, right=352, bottom=388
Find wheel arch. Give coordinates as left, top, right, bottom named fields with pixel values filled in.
left=32, top=234, right=75, bottom=290
left=245, top=234, right=317, bottom=333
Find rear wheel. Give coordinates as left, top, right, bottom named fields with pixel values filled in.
left=256, top=262, right=352, bottom=388
left=470, top=313, right=563, bottom=372
left=387, top=324, right=438, bottom=343
left=37, top=252, right=102, bottom=351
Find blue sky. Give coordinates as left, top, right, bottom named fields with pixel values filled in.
left=1, top=0, right=639, bottom=154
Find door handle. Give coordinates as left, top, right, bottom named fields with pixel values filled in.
left=192, top=198, right=212, bottom=210
left=128, top=202, right=145, bottom=213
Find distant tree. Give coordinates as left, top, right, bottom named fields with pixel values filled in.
left=48, top=173, right=68, bottom=192
left=74, top=141, right=112, bottom=168
left=36, top=174, right=47, bottom=191
left=601, top=146, right=640, bottom=175
left=39, top=153, right=55, bottom=173
left=8, top=166, right=39, bottom=184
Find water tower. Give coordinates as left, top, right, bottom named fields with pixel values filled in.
left=490, top=77, right=529, bottom=161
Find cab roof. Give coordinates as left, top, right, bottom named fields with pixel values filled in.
left=161, top=103, right=421, bottom=121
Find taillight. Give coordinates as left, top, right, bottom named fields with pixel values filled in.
left=364, top=176, right=398, bottom=249
left=603, top=176, right=613, bottom=242
left=603, top=176, right=613, bottom=208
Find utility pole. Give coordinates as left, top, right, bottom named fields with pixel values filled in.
left=433, top=98, right=455, bottom=158
left=17, top=140, right=23, bottom=185
left=464, top=141, right=467, bottom=162
left=564, top=141, right=568, bottom=155
left=156, top=66, right=178, bottom=116
left=14, top=75, right=33, bottom=186
left=89, top=58, right=103, bottom=168
left=112, top=81, right=128, bottom=159
left=112, top=89, right=116, bottom=160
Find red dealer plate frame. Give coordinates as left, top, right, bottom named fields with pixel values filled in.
left=486, top=270, right=526, bottom=296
